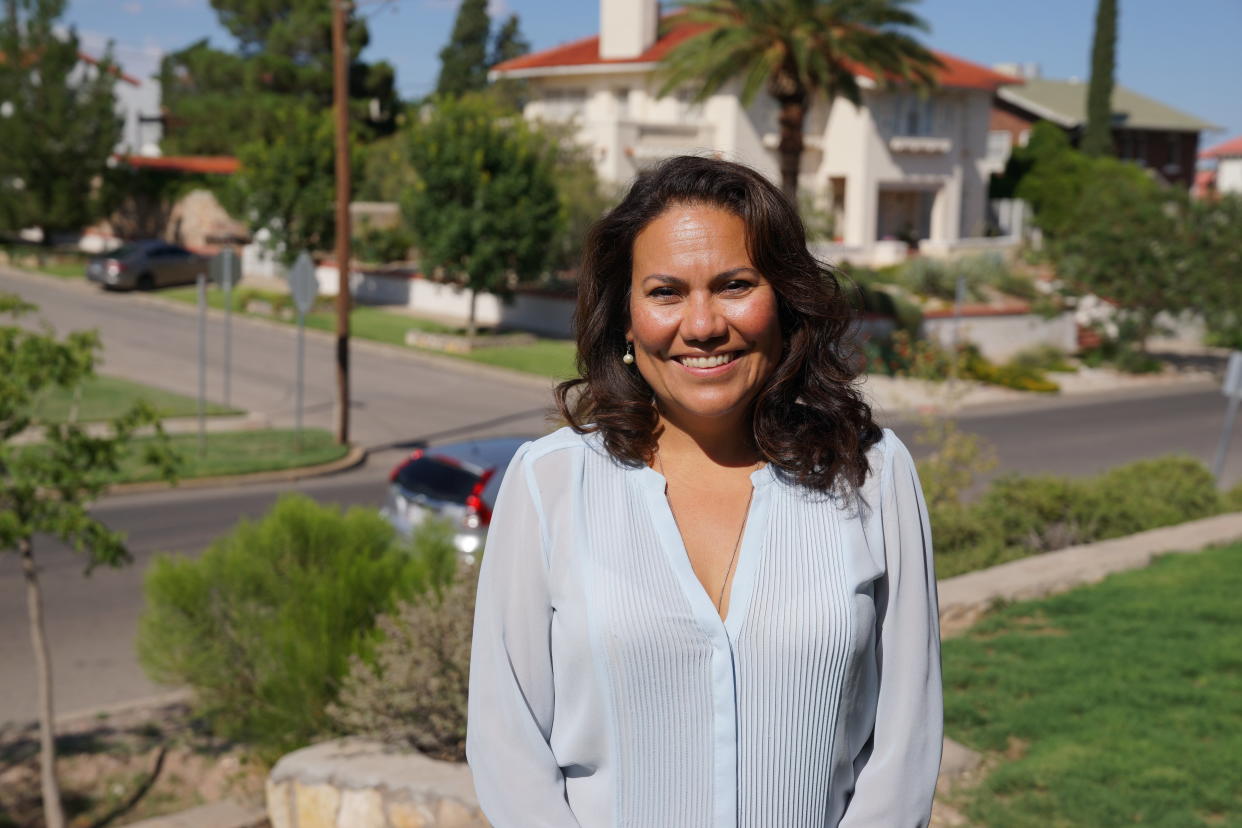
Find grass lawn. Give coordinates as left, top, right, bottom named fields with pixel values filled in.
left=158, top=284, right=577, bottom=379
left=32, top=374, right=240, bottom=423
left=942, top=543, right=1242, bottom=826
left=119, top=429, right=347, bottom=483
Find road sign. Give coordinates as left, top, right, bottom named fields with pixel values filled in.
left=1224, top=351, right=1242, bottom=398
left=289, top=252, right=318, bottom=317
left=1213, top=350, right=1242, bottom=480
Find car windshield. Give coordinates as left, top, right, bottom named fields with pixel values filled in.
left=395, top=456, right=480, bottom=504
left=107, top=243, right=152, bottom=259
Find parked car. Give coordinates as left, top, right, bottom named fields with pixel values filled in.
left=380, top=436, right=532, bottom=561
left=86, top=240, right=210, bottom=290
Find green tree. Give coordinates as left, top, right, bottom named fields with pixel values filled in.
left=436, top=0, right=490, bottom=98
left=1050, top=166, right=1183, bottom=352
left=0, top=0, right=121, bottom=249
left=656, top=0, right=941, bottom=201
left=402, top=93, right=562, bottom=340
left=158, top=0, right=396, bottom=155
left=490, top=13, right=530, bottom=67
left=1184, top=193, right=1242, bottom=349
left=1082, top=0, right=1117, bottom=157
left=225, top=102, right=357, bottom=263
left=0, top=293, right=178, bottom=828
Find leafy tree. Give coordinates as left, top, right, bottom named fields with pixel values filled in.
left=0, top=0, right=121, bottom=249
left=435, top=0, right=490, bottom=98
left=0, top=293, right=178, bottom=828
left=1082, top=0, right=1117, bottom=157
left=1184, top=194, right=1242, bottom=349
left=656, top=0, right=941, bottom=201
left=225, top=102, right=356, bottom=263
left=402, top=93, right=562, bottom=339
left=534, top=119, right=614, bottom=271
left=158, top=0, right=396, bottom=155
left=1050, top=167, right=1184, bottom=351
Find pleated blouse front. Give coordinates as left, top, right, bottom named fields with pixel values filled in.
left=466, top=426, right=943, bottom=828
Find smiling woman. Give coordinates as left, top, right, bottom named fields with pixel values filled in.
left=467, top=156, right=942, bottom=828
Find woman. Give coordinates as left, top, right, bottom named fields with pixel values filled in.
left=467, top=156, right=942, bottom=827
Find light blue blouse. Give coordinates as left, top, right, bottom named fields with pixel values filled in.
left=467, top=426, right=942, bottom=827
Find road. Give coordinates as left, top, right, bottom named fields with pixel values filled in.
left=2, top=266, right=1240, bottom=725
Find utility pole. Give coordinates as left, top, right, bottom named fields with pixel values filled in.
left=331, top=0, right=352, bottom=445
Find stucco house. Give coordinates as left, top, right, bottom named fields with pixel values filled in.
left=490, top=0, right=1019, bottom=265
left=988, top=67, right=1219, bottom=190
left=1199, top=135, right=1242, bottom=197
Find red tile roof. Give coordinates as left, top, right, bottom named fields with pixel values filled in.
left=1200, top=135, right=1242, bottom=159
left=118, top=155, right=240, bottom=175
left=493, top=19, right=1018, bottom=91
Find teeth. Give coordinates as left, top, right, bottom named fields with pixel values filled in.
left=680, top=352, right=736, bottom=369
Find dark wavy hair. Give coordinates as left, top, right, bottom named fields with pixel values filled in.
left=554, top=155, right=882, bottom=493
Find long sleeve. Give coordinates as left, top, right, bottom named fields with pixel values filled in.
left=467, top=445, right=581, bottom=827
left=839, top=435, right=944, bottom=827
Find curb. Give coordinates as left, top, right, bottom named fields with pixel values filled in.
left=937, top=510, right=1242, bottom=638
left=105, top=442, right=369, bottom=496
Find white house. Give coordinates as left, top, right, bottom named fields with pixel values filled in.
left=1200, top=135, right=1242, bottom=196
left=491, top=0, right=1020, bottom=265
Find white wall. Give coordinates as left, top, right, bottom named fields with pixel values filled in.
left=924, top=311, right=1077, bottom=362
left=1218, top=158, right=1242, bottom=194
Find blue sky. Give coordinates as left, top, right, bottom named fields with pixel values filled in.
left=66, top=0, right=1242, bottom=146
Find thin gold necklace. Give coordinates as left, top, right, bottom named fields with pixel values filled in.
left=656, top=452, right=755, bottom=614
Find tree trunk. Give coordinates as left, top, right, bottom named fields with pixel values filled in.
left=776, top=96, right=808, bottom=204
left=466, top=289, right=478, bottom=347
left=21, top=536, right=66, bottom=828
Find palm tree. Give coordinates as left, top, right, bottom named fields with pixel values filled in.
left=657, top=0, right=942, bottom=202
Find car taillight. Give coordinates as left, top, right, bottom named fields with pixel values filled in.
left=106, top=260, right=126, bottom=276
left=463, top=468, right=496, bottom=528
left=389, top=448, right=423, bottom=483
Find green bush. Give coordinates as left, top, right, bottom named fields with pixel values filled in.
left=1009, top=344, right=1077, bottom=373
left=1226, top=482, right=1242, bottom=512
left=933, top=455, right=1226, bottom=578
left=137, top=494, right=419, bottom=759
left=329, top=521, right=474, bottom=761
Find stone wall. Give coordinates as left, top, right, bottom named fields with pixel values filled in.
left=266, top=740, right=487, bottom=828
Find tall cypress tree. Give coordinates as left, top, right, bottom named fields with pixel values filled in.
left=1082, top=0, right=1117, bottom=157
left=436, top=0, right=490, bottom=98
left=490, top=13, right=530, bottom=67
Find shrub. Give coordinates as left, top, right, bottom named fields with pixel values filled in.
left=1227, top=482, right=1242, bottom=513
left=330, top=520, right=473, bottom=761
left=1009, top=344, right=1077, bottom=374
left=932, top=455, right=1227, bottom=578
left=137, top=494, right=418, bottom=759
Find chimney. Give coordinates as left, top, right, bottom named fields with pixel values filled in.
left=599, top=0, right=659, bottom=60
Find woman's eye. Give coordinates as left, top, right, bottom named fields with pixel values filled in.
left=650, top=286, right=679, bottom=299
left=722, top=280, right=754, bottom=293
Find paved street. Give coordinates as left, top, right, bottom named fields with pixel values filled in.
left=0, top=266, right=559, bottom=449
left=2, top=266, right=1240, bottom=725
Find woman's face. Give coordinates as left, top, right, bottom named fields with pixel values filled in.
left=627, top=203, right=783, bottom=430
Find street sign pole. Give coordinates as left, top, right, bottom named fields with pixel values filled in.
left=1212, top=351, right=1242, bottom=481
left=196, top=272, right=207, bottom=458
left=222, top=250, right=234, bottom=407
left=288, top=252, right=319, bottom=454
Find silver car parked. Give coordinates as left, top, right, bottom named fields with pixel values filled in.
left=86, top=240, right=210, bottom=290
left=380, top=436, right=532, bottom=561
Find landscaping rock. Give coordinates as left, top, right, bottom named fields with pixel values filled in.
left=267, top=739, right=485, bottom=828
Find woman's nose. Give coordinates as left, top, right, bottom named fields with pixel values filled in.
left=682, top=294, right=728, bottom=343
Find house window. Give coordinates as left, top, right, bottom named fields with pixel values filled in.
left=613, top=87, right=630, bottom=119
left=986, top=130, right=1013, bottom=162
left=891, top=93, right=935, bottom=137
left=674, top=86, right=705, bottom=119
left=541, top=88, right=587, bottom=122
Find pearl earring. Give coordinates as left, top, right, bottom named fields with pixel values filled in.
left=622, top=342, right=635, bottom=365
